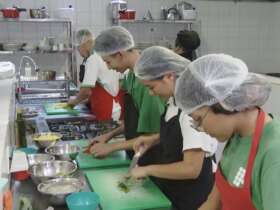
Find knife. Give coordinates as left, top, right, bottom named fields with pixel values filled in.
left=127, top=146, right=144, bottom=174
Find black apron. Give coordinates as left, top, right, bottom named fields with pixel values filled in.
left=79, top=57, right=87, bottom=83
left=123, top=87, right=161, bottom=164
left=151, top=108, right=214, bottom=210
left=123, top=93, right=139, bottom=159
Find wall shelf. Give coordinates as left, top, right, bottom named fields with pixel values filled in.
left=0, top=18, right=71, bottom=23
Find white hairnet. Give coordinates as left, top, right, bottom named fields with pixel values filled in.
left=94, top=26, right=135, bottom=56
left=175, top=54, right=271, bottom=114
left=134, top=46, right=191, bottom=80
left=75, top=29, right=93, bottom=46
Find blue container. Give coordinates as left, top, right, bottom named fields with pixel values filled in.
left=18, top=147, right=38, bottom=154
left=66, top=192, right=100, bottom=210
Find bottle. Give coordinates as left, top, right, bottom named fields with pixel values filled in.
left=25, top=62, right=32, bottom=77
left=16, top=108, right=27, bottom=148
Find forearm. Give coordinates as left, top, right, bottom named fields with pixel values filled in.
left=145, top=149, right=205, bottom=180
left=145, top=161, right=200, bottom=180
left=111, top=133, right=159, bottom=152
left=102, top=122, right=125, bottom=143
left=70, top=87, right=91, bottom=106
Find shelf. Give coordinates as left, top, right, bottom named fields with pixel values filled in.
left=0, top=49, right=73, bottom=55
left=119, top=19, right=197, bottom=24
left=0, top=18, right=71, bottom=23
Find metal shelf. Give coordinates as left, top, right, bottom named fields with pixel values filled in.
left=0, top=49, right=74, bottom=55
left=119, top=19, right=197, bottom=24
left=0, top=18, right=71, bottom=23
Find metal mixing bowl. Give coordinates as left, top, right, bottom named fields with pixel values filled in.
left=32, top=132, right=62, bottom=149
left=29, top=160, right=77, bottom=184
left=37, top=178, right=84, bottom=205
left=27, top=154, right=55, bottom=167
left=45, top=143, right=80, bottom=161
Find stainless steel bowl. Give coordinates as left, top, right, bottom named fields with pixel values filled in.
left=45, top=143, right=80, bottom=161
left=27, top=154, right=55, bottom=167
left=32, top=132, right=62, bottom=149
left=29, top=160, right=77, bottom=184
left=37, top=178, right=84, bottom=205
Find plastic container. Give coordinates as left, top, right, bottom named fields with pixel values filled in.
left=66, top=192, right=100, bottom=210
left=24, top=62, right=32, bottom=77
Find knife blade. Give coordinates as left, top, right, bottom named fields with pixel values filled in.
left=127, top=151, right=142, bottom=174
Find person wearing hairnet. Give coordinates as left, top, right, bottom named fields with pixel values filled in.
left=87, top=26, right=165, bottom=161
left=174, top=30, right=200, bottom=61
left=68, top=29, right=124, bottom=121
left=175, top=54, right=279, bottom=210
left=130, top=46, right=217, bottom=210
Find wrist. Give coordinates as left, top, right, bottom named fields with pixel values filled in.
left=145, top=165, right=154, bottom=176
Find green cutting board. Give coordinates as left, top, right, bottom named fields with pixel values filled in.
left=44, top=102, right=80, bottom=115
left=74, top=140, right=131, bottom=169
left=85, top=167, right=171, bottom=210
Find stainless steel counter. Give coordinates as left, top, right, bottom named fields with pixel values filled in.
left=11, top=169, right=93, bottom=210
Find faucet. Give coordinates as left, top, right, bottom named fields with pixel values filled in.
left=17, top=56, right=40, bottom=102
left=18, top=56, right=40, bottom=78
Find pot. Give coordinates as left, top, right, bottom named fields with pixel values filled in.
left=38, top=70, right=56, bottom=80
left=30, top=7, right=49, bottom=19
left=1, top=7, right=26, bottom=18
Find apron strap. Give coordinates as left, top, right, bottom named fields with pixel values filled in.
left=244, top=109, right=265, bottom=189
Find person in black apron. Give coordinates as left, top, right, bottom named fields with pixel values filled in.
left=174, top=30, right=200, bottom=61
left=68, top=29, right=94, bottom=108
left=131, top=46, right=217, bottom=210
left=88, top=26, right=165, bottom=160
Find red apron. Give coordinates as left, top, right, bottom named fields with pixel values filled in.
left=90, top=83, right=124, bottom=121
left=216, top=109, right=265, bottom=210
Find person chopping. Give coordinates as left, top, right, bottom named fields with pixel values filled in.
left=129, top=46, right=217, bottom=210
left=68, top=29, right=124, bottom=121
left=88, top=26, right=165, bottom=161
left=175, top=54, right=280, bottom=210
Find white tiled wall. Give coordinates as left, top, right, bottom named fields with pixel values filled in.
left=0, top=0, right=279, bottom=74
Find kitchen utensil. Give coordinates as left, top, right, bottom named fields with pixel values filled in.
left=43, top=102, right=80, bottom=115
left=1, top=7, right=26, bottom=18
left=85, top=167, right=171, bottom=210
left=66, top=192, right=100, bottom=210
left=167, top=7, right=180, bottom=20
left=0, top=62, right=15, bottom=79
left=38, top=178, right=84, bottom=206
left=127, top=149, right=142, bottom=174
left=74, top=140, right=130, bottom=169
left=27, top=154, right=55, bottom=167
left=37, top=70, right=56, bottom=81
left=45, top=143, right=80, bottom=161
left=119, top=9, right=135, bottom=20
left=29, top=160, right=77, bottom=184
left=29, top=7, right=49, bottom=19
left=2, top=42, right=25, bottom=51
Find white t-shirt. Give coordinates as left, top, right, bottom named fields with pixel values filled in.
left=80, top=53, right=121, bottom=97
left=164, top=97, right=218, bottom=156
left=80, top=53, right=122, bottom=120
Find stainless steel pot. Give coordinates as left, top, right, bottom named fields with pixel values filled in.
left=38, top=70, right=56, bottom=80
left=30, top=8, right=49, bottom=18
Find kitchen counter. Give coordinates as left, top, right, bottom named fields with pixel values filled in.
left=0, top=78, right=16, bottom=179
left=11, top=170, right=94, bottom=210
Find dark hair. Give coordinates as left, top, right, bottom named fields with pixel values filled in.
left=175, top=30, right=200, bottom=61
left=210, top=103, right=238, bottom=115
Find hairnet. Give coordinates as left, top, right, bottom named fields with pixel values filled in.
left=75, top=29, right=93, bottom=46
left=174, top=54, right=271, bottom=114
left=94, top=26, right=135, bottom=56
left=134, top=46, right=190, bottom=80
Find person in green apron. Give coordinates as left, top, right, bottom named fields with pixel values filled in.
left=88, top=26, right=165, bottom=161
left=129, top=46, right=217, bottom=210
left=175, top=54, right=280, bottom=210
